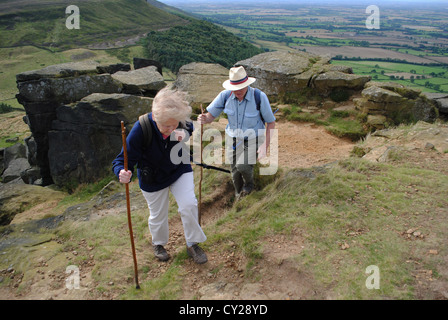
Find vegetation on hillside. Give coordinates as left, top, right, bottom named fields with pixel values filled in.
left=2, top=124, right=448, bottom=300
left=142, top=19, right=264, bottom=72
left=0, top=0, right=189, bottom=49
left=1, top=0, right=448, bottom=302
left=177, top=2, right=448, bottom=94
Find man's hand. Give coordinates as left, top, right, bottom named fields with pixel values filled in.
left=119, top=169, right=132, bottom=184
left=257, top=143, right=267, bottom=161
left=197, top=112, right=215, bottom=125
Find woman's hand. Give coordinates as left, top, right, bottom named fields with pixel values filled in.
left=119, top=169, right=132, bottom=184
left=174, top=129, right=187, bottom=142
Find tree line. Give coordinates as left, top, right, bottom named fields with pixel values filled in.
left=142, top=19, right=264, bottom=73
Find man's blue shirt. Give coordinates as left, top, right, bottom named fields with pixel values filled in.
left=206, top=87, right=276, bottom=139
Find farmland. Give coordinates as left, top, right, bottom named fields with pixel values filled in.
left=166, top=0, right=448, bottom=93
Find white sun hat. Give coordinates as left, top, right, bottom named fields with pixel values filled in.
left=222, top=66, right=256, bottom=91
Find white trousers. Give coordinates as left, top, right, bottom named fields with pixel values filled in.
left=141, top=172, right=207, bottom=247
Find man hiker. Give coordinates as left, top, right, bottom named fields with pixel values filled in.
left=112, top=88, right=208, bottom=264
left=198, top=66, right=276, bottom=199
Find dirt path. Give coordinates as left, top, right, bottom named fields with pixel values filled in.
left=0, top=119, right=356, bottom=300
left=276, top=121, right=355, bottom=168
left=122, top=120, right=356, bottom=300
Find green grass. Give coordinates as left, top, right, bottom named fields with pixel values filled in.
left=283, top=105, right=368, bottom=141
left=326, top=112, right=367, bottom=141
left=0, top=46, right=70, bottom=107
left=2, top=140, right=448, bottom=299
left=0, top=0, right=188, bottom=49
left=208, top=156, right=448, bottom=299
left=331, top=60, right=448, bottom=94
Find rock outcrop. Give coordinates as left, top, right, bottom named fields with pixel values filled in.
left=355, top=82, right=439, bottom=129
left=111, top=66, right=165, bottom=95
left=173, top=62, right=229, bottom=105
left=173, top=51, right=371, bottom=105
left=357, top=121, right=448, bottom=163
left=423, top=93, right=448, bottom=118
left=10, top=53, right=447, bottom=190
left=15, top=60, right=163, bottom=188
left=1, top=143, right=28, bottom=183
left=48, top=93, right=153, bottom=187
left=236, top=51, right=371, bottom=99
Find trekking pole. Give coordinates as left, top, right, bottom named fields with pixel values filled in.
left=198, top=105, right=204, bottom=226
left=121, top=121, right=140, bottom=290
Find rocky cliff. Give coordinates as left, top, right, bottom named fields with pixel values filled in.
left=174, top=51, right=372, bottom=104
left=13, top=59, right=164, bottom=188
left=174, top=51, right=447, bottom=126
left=5, top=51, right=448, bottom=190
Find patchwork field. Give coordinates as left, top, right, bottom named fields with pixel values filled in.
left=171, top=0, right=448, bottom=94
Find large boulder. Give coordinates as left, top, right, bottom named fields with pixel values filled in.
left=2, top=143, right=26, bottom=169
left=133, top=57, right=163, bottom=75
left=171, top=52, right=370, bottom=105
left=236, top=51, right=317, bottom=97
left=235, top=51, right=370, bottom=99
left=355, top=82, right=438, bottom=129
left=422, top=93, right=448, bottom=117
left=1, top=143, right=33, bottom=184
left=111, top=66, right=166, bottom=95
left=173, top=62, right=229, bottom=105
left=17, top=74, right=122, bottom=103
left=311, top=71, right=371, bottom=96
left=48, top=93, right=153, bottom=188
left=2, top=158, right=30, bottom=183
left=16, top=61, right=101, bottom=82
left=15, top=60, right=165, bottom=187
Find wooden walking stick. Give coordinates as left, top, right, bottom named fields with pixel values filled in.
left=121, top=121, right=140, bottom=290
left=198, top=105, right=204, bottom=226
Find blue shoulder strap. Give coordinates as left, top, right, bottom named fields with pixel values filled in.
left=223, top=88, right=264, bottom=123
left=254, top=88, right=265, bottom=124
left=139, top=113, right=153, bottom=148
left=254, top=88, right=261, bottom=111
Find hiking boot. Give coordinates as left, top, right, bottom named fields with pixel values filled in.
left=240, top=186, right=253, bottom=198
left=186, top=244, right=208, bottom=264
left=153, top=244, right=170, bottom=261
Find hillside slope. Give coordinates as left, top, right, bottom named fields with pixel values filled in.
left=1, top=121, right=447, bottom=301
left=0, top=0, right=189, bottom=49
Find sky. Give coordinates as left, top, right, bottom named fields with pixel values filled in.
left=160, top=0, right=448, bottom=5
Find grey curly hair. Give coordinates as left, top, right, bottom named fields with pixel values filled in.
left=151, top=87, right=192, bottom=126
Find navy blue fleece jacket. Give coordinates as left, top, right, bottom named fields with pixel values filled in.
left=112, top=113, right=193, bottom=192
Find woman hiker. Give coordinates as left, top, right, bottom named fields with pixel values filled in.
left=198, top=66, right=276, bottom=199
left=112, top=88, right=208, bottom=264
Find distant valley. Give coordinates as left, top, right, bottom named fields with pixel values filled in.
left=166, top=0, right=448, bottom=94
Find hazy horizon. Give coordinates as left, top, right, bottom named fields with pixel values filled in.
left=160, top=0, right=448, bottom=3
left=159, top=0, right=448, bottom=6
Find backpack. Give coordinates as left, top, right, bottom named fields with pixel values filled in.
left=138, top=114, right=188, bottom=148
left=223, top=88, right=265, bottom=124
left=138, top=113, right=153, bottom=148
